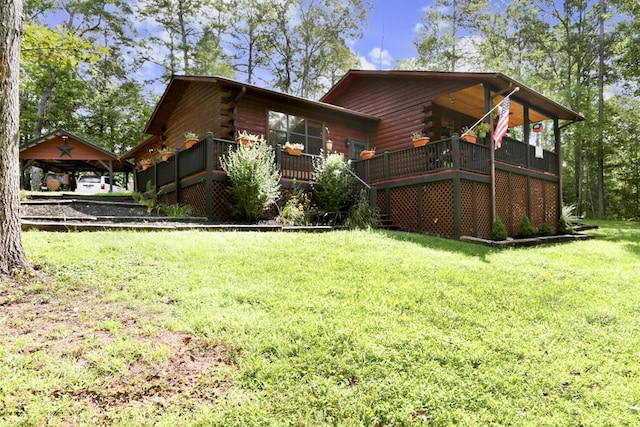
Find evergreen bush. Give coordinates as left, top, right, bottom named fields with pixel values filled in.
left=538, top=222, right=553, bottom=236
left=557, top=215, right=574, bottom=234
left=516, top=215, right=535, bottom=238
left=220, top=141, right=281, bottom=221
left=491, top=217, right=508, bottom=240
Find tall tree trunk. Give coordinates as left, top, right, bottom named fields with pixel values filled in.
left=33, top=79, right=54, bottom=139
left=0, top=0, right=29, bottom=275
left=597, top=0, right=606, bottom=218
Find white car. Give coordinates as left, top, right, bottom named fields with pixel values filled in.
left=75, top=175, right=125, bottom=193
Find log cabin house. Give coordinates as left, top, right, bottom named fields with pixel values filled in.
left=122, top=71, right=583, bottom=238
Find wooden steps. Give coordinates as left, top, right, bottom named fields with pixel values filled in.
left=378, top=214, right=401, bottom=231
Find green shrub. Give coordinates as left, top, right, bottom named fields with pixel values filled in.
left=132, top=181, right=158, bottom=213
left=491, top=217, right=508, bottom=240
left=557, top=215, right=573, bottom=234
left=158, top=203, right=193, bottom=217
left=516, top=215, right=535, bottom=238
left=538, top=222, right=553, bottom=236
left=220, top=141, right=281, bottom=222
left=312, top=152, right=353, bottom=218
left=345, top=189, right=380, bottom=230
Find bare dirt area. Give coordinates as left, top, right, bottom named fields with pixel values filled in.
left=0, top=272, right=234, bottom=422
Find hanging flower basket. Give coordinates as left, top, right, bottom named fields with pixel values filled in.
left=285, top=147, right=302, bottom=156
left=185, top=138, right=198, bottom=149
left=361, top=150, right=376, bottom=160
left=462, top=134, right=477, bottom=144
left=413, top=137, right=430, bottom=147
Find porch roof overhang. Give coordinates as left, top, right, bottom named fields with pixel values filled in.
left=20, top=129, right=134, bottom=173
left=322, top=70, right=585, bottom=127
left=143, top=74, right=380, bottom=136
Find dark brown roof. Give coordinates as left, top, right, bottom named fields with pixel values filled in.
left=321, top=70, right=585, bottom=124
left=144, top=75, right=380, bottom=135
left=20, top=130, right=134, bottom=173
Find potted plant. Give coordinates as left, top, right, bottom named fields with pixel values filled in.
left=461, top=126, right=477, bottom=143
left=236, top=130, right=263, bottom=147
left=139, top=158, right=153, bottom=171
left=411, top=131, right=431, bottom=147
left=360, top=149, right=376, bottom=160
left=158, top=147, right=175, bottom=161
left=284, top=142, right=304, bottom=156
left=184, top=132, right=199, bottom=149
left=476, top=123, right=491, bottom=138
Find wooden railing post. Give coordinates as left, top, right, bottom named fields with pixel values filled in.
left=205, top=134, right=215, bottom=221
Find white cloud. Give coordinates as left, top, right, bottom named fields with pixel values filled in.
left=365, top=47, right=394, bottom=70
left=357, top=55, right=377, bottom=70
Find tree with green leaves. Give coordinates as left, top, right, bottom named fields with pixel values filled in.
left=414, top=0, right=488, bottom=71
left=264, top=0, right=369, bottom=98
left=1, top=0, right=30, bottom=275
left=137, top=0, right=234, bottom=79
left=227, top=0, right=274, bottom=85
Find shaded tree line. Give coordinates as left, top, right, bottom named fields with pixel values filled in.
left=20, top=0, right=371, bottom=156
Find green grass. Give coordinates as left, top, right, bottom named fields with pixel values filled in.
left=2, top=221, right=639, bottom=425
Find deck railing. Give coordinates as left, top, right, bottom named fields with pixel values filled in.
left=352, top=135, right=557, bottom=184
left=136, top=134, right=559, bottom=196
left=495, top=136, right=558, bottom=175
left=135, top=136, right=321, bottom=192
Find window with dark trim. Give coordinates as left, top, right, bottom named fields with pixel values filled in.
left=268, top=111, right=323, bottom=155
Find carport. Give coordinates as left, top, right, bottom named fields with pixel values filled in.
left=19, top=130, right=134, bottom=192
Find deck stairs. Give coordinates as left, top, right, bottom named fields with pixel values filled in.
left=378, top=214, right=401, bottom=231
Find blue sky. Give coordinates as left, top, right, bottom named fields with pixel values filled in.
left=354, top=1, right=427, bottom=69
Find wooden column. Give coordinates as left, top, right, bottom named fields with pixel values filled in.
left=174, top=149, right=181, bottom=205
left=452, top=135, right=461, bottom=238
left=205, top=134, right=215, bottom=221
left=485, top=84, right=496, bottom=225
left=524, top=104, right=531, bottom=218
left=554, top=118, right=562, bottom=222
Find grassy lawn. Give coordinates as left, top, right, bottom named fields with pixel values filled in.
left=2, top=221, right=639, bottom=426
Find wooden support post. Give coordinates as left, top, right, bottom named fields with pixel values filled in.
left=205, top=134, right=215, bottom=221
left=173, top=150, right=181, bottom=205
left=417, top=184, right=423, bottom=233
left=554, top=118, right=562, bottom=224
left=485, top=85, right=496, bottom=227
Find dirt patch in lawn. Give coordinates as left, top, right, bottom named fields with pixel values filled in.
left=0, top=272, right=235, bottom=420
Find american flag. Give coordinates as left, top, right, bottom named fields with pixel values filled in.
left=494, top=96, right=510, bottom=149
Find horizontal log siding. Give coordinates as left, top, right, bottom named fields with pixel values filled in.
left=236, top=93, right=371, bottom=156
left=325, top=77, right=475, bottom=153
left=162, top=83, right=229, bottom=151
left=235, top=94, right=268, bottom=137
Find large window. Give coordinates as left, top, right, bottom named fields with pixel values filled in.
left=268, top=111, right=323, bottom=155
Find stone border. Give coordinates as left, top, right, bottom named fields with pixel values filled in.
left=21, top=220, right=335, bottom=233
left=460, top=233, right=595, bottom=248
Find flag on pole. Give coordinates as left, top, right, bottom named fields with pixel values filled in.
left=494, top=96, right=510, bottom=149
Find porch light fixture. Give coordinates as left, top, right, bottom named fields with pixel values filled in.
left=326, top=139, right=333, bottom=152
left=450, top=95, right=456, bottom=104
